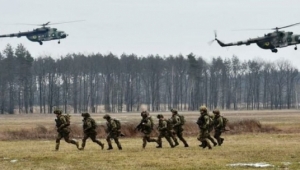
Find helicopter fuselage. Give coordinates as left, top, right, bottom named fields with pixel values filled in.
left=0, top=27, right=68, bottom=45
left=216, top=30, right=300, bottom=53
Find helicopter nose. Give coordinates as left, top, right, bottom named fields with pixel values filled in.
left=60, top=33, right=67, bottom=38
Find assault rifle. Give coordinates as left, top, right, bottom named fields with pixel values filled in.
left=135, top=119, right=147, bottom=131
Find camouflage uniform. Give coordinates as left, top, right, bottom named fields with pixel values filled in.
left=156, top=114, right=175, bottom=148
left=80, top=113, right=104, bottom=150
left=138, top=111, right=158, bottom=148
left=196, top=106, right=213, bottom=149
left=167, top=118, right=179, bottom=147
left=170, top=109, right=189, bottom=147
left=213, top=109, right=224, bottom=146
left=54, top=109, right=79, bottom=151
left=103, top=114, right=122, bottom=150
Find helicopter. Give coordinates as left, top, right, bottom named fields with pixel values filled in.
left=0, top=20, right=84, bottom=45
left=211, top=22, right=300, bottom=53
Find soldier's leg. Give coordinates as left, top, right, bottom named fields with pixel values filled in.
left=113, top=136, right=122, bottom=150
left=156, top=133, right=163, bottom=148
left=165, top=134, right=175, bottom=148
left=63, top=132, right=80, bottom=150
left=169, top=131, right=179, bottom=146
left=80, top=133, right=89, bottom=150
left=208, top=134, right=217, bottom=146
left=142, top=135, right=147, bottom=148
left=55, top=133, right=63, bottom=151
left=197, top=132, right=204, bottom=147
left=176, top=131, right=189, bottom=147
left=90, top=133, right=104, bottom=150
left=203, top=131, right=212, bottom=149
left=214, top=130, right=223, bottom=145
left=145, top=134, right=158, bottom=143
left=106, top=134, right=113, bottom=150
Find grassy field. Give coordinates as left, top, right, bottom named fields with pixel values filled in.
left=0, top=110, right=300, bottom=169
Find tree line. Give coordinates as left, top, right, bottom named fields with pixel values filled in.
left=0, top=44, right=299, bottom=114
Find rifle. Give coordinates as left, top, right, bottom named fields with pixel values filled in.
left=135, top=119, right=147, bottom=131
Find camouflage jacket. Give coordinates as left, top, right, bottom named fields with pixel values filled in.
left=83, top=117, right=96, bottom=133
left=170, top=114, right=182, bottom=129
left=213, top=115, right=223, bottom=130
left=106, top=119, right=118, bottom=133
left=140, top=117, right=152, bottom=134
left=157, top=119, right=168, bottom=132
left=197, top=113, right=210, bottom=130
left=55, top=115, right=69, bottom=131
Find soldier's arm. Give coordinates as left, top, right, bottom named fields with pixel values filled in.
left=110, top=120, right=117, bottom=131
left=84, top=119, right=92, bottom=131
left=173, top=116, right=181, bottom=127
left=203, top=116, right=210, bottom=129
left=216, top=117, right=223, bottom=128
left=143, top=119, right=152, bottom=128
left=158, top=121, right=167, bottom=131
left=58, top=116, right=68, bottom=129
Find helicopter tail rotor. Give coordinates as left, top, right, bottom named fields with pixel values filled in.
left=208, top=30, right=217, bottom=45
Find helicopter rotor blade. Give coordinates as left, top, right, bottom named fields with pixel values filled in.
left=271, top=22, right=300, bottom=30
left=208, top=30, right=217, bottom=45
left=48, top=20, right=85, bottom=25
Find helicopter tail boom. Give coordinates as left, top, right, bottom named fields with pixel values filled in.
left=216, top=39, right=252, bottom=47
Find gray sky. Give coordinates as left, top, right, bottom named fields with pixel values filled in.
left=1, top=0, right=300, bottom=67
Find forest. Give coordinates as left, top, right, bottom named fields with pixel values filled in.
left=0, top=44, right=298, bottom=114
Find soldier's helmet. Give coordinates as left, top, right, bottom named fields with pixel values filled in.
left=157, top=114, right=164, bottom=119
left=81, top=112, right=90, bottom=117
left=170, top=108, right=178, bottom=114
left=53, top=109, right=62, bottom=115
left=103, top=114, right=111, bottom=119
left=213, top=109, right=220, bottom=115
left=141, top=111, right=149, bottom=117
left=199, top=106, right=207, bottom=112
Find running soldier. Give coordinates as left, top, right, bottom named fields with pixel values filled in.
left=103, top=114, right=122, bottom=150
left=79, top=113, right=104, bottom=150
left=54, top=109, right=79, bottom=151
left=212, top=109, right=224, bottom=146
left=170, top=109, right=189, bottom=147
left=156, top=114, right=175, bottom=148
left=136, top=111, right=158, bottom=148
left=196, top=106, right=213, bottom=149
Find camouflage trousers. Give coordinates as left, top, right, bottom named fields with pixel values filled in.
left=142, top=133, right=157, bottom=148
left=55, top=129, right=79, bottom=150
left=157, top=131, right=174, bottom=148
left=197, top=129, right=213, bottom=148
left=173, top=127, right=188, bottom=147
left=81, top=131, right=104, bottom=149
left=106, top=131, right=122, bottom=149
left=213, top=129, right=224, bottom=145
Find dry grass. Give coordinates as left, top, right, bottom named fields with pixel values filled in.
left=1, top=110, right=300, bottom=169
left=0, top=134, right=300, bottom=170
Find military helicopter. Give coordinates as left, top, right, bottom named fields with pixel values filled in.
left=211, top=22, right=300, bottom=53
left=0, top=20, right=84, bottom=45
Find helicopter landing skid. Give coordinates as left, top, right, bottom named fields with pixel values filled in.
left=271, top=49, right=278, bottom=53
left=295, top=45, right=297, bottom=50
left=39, top=41, right=43, bottom=45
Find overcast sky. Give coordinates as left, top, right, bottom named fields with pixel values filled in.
left=1, top=0, right=300, bottom=67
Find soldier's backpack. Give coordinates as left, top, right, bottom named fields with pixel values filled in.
left=178, top=114, right=186, bottom=125
left=63, top=114, right=71, bottom=126
left=148, top=116, right=154, bottom=129
left=221, top=116, right=228, bottom=129
left=90, top=118, right=97, bottom=129
left=114, top=119, right=121, bottom=130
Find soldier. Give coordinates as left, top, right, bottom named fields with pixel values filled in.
left=54, top=109, right=79, bottom=151
left=136, top=111, right=158, bottom=148
left=103, top=114, right=122, bottom=150
left=79, top=113, right=105, bottom=150
left=156, top=114, right=175, bottom=148
left=196, top=106, right=213, bottom=149
left=166, top=117, right=179, bottom=147
left=170, top=109, right=189, bottom=147
left=212, top=109, right=224, bottom=146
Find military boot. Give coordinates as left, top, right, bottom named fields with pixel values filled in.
left=156, top=143, right=162, bottom=148
left=55, top=143, right=60, bottom=151
left=219, top=138, right=224, bottom=146
left=142, top=142, right=147, bottom=149
left=107, top=144, right=113, bottom=150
